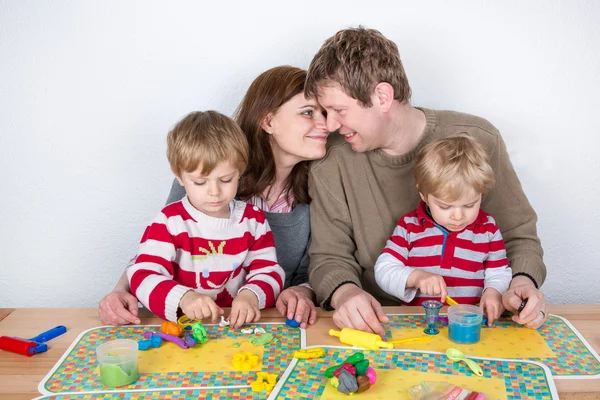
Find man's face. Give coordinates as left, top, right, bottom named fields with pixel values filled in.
left=317, top=85, right=384, bottom=153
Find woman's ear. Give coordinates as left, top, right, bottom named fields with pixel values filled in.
left=260, top=112, right=274, bottom=134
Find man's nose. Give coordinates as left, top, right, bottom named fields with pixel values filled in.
left=326, top=114, right=341, bottom=133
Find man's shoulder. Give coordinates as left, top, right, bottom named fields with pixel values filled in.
left=430, top=109, right=502, bottom=148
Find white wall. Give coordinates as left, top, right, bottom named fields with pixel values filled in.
left=1, top=0, right=599, bottom=307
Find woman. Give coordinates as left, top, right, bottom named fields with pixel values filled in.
left=99, top=66, right=327, bottom=329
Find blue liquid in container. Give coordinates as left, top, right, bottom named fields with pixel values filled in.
left=448, top=308, right=483, bottom=344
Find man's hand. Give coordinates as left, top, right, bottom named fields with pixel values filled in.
left=407, top=270, right=448, bottom=302
left=98, top=291, right=141, bottom=325
left=502, top=275, right=547, bottom=329
left=229, top=289, right=261, bottom=328
left=480, top=288, right=504, bottom=326
left=276, top=286, right=317, bottom=329
left=331, top=284, right=389, bottom=337
left=179, top=291, right=224, bottom=324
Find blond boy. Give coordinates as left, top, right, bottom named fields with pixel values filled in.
left=374, top=134, right=512, bottom=324
left=127, top=111, right=285, bottom=328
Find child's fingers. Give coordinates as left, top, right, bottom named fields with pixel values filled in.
left=207, top=301, right=221, bottom=323
left=253, top=309, right=261, bottom=323
left=228, top=307, right=240, bottom=328
left=200, top=304, right=212, bottom=321
left=440, top=281, right=448, bottom=303
left=236, top=307, right=248, bottom=328
left=245, top=308, right=255, bottom=324
left=485, top=304, right=495, bottom=326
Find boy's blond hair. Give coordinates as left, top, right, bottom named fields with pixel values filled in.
left=305, top=26, right=411, bottom=107
left=167, top=111, right=248, bottom=177
left=415, top=133, right=495, bottom=201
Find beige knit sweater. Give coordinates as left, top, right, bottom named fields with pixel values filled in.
left=308, top=108, right=545, bottom=307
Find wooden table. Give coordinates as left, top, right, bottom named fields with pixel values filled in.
left=0, top=305, right=598, bottom=399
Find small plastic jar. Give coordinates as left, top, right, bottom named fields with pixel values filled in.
left=448, top=305, right=483, bottom=344
left=96, top=339, right=139, bottom=387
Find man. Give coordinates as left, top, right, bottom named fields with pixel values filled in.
left=305, top=26, right=547, bottom=336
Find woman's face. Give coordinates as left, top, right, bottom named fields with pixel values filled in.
left=266, top=92, right=329, bottom=165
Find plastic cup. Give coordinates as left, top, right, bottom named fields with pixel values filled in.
left=448, top=305, right=483, bottom=344
left=96, top=339, right=139, bottom=387
left=422, top=300, right=443, bottom=335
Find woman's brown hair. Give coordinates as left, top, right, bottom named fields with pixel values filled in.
left=235, top=66, right=311, bottom=205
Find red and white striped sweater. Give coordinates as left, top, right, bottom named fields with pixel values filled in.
left=126, top=197, right=285, bottom=322
left=374, top=201, right=511, bottom=306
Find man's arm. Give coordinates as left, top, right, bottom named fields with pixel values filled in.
left=308, top=166, right=363, bottom=308
left=482, top=133, right=546, bottom=288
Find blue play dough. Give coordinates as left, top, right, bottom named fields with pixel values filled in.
left=448, top=313, right=482, bottom=344
left=285, top=318, right=301, bottom=328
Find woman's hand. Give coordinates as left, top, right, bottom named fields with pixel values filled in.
left=276, top=286, right=318, bottom=329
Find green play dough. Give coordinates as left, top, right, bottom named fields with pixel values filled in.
left=99, top=363, right=138, bottom=387
left=249, top=333, right=274, bottom=346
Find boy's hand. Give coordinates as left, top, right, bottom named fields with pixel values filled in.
left=407, top=270, right=448, bottom=302
left=276, top=286, right=317, bottom=329
left=179, top=291, right=224, bottom=323
left=229, top=289, right=261, bottom=328
left=480, top=288, right=504, bottom=326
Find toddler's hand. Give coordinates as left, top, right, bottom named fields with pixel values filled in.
left=229, top=289, right=260, bottom=328
left=480, top=288, right=504, bottom=326
left=407, top=270, right=448, bottom=302
left=179, top=291, right=223, bottom=323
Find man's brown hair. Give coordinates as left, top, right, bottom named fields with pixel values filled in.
left=305, top=26, right=411, bottom=107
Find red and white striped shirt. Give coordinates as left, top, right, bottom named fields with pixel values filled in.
left=374, top=201, right=511, bottom=306
left=126, top=197, right=285, bottom=322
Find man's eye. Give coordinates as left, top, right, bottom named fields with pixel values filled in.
left=464, top=204, right=475, bottom=209
left=439, top=206, right=450, bottom=210
left=194, top=182, right=206, bottom=186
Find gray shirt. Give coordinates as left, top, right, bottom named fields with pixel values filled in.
left=165, top=179, right=310, bottom=289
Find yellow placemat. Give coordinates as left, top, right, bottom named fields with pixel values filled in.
left=390, top=327, right=554, bottom=358
left=321, top=370, right=507, bottom=400
left=134, top=338, right=264, bottom=373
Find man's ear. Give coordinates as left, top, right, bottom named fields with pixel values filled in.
left=175, top=175, right=184, bottom=186
left=373, top=82, right=395, bottom=112
left=260, top=112, right=275, bottom=134
left=419, top=191, right=427, bottom=203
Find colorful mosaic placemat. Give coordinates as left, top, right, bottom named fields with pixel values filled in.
left=271, top=346, right=559, bottom=399
left=384, top=313, right=600, bottom=378
left=38, top=323, right=303, bottom=395
left=34, top=387, right=256, bottom=400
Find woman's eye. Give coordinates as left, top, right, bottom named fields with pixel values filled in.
left=301, top=110, right=313, bottom=117
left=220, top=178, right=233, bottom=183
